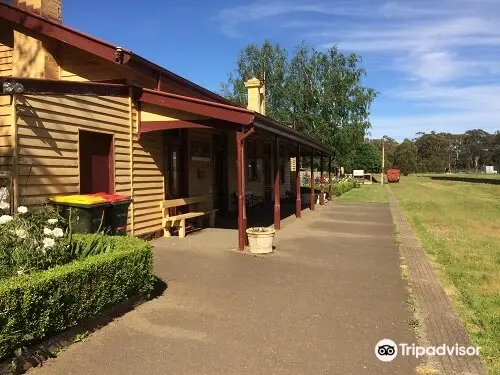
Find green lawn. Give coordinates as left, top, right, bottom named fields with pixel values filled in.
left=335, top=183, right=388, bottom=203
left=419, top=173, right=500, bottom=180
left=391, top=176, right=500, bottom=375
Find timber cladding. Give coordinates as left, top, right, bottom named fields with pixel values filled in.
left=0, top=23, right=14, bottom=78
left=131, top=131, right=164, bottom=236
left=10, top=93, right=164, bottom=236
left=14, top=94, right=140, bottom=233
left=0, top=96, right=12, bottom=172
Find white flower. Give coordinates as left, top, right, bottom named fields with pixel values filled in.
left=43, top=237, right=55, bottom=248
left=0, top=201, right=10, bottom=210
left=0, top=215, right=13, bottom=224
left=52, top=227, right=64, bottom=238
left=0, top=187, right=9, bottom=201
left=47, top=218, right=58, bottom=225
left=14, top=229, right=26, bottom=239
left=17, top=206, right=28, bottom=214
left=17, top=268, right=24, bottom=276
left=43, top=227, right=53, bottom=236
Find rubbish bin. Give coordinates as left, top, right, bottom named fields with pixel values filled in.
left=49, top=195, right=109, bottom=234
left=86, top=193, right=132, bottom=236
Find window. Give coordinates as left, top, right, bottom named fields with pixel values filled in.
left=79, top=131, right=113, bottom=194
left=165, top=146, right=181, bottom=199
left=247, top=141, right=260, bottom=181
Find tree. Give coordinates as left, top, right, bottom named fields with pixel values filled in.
left=393, top=139, right=417, bottom=175
left=350, top=141, right=381, bottom=173
left=462, top=129, right=491, bottom=172
left=370, top=137, right=398, bottom=170
left=414, top=132, right=453, bottom=173
left=221, top=41, right=378, bottom=167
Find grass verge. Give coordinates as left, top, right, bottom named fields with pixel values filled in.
left=391, top=176, right=500, bottom=375
left=335, top=183, right=388, bottom=203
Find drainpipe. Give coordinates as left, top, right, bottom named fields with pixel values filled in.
left=236, top=127, right=254, bottom=250
left=310, top=149, right=315, bottom=210
left=273, top=136, right=280, bottom=230
left=295, top=144, right=301, bottom=218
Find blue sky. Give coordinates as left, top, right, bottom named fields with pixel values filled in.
left=63, top=0, right=500, bottom=140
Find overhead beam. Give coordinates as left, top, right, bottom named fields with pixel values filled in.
left=139, top=89, right=255, bottom=126
left=0, top=77, right=128, bottom=96
left=139, top=119, right=244, bottom=134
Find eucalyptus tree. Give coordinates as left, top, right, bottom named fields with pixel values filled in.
left=220, top=41, right=378, bottom=167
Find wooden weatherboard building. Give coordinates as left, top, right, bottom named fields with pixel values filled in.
left=0, top=0, right=333, bottom=249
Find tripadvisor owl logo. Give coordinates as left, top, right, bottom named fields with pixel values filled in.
left=375, top=339, right=398, bottom=362
left=375, top=339, right=480, bottom=361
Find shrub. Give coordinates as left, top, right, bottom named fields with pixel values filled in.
left=0, top=206, right=72, bottom=279
left=0, top=205, right=118, bottom=280
left=333, top=181, right=355, bottom=196
left=0, top=235, right=154, bottom=359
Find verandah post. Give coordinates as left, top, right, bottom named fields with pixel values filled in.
left=295, top=144, right=301, bottom=218
left=273, top=136, right=281, bottom=230
left=328, top=156, right=333, bottom=202
left=236, top=131, right=245, bottom=250
left=241, top=137, right=248, bottom=244
left=319, top=154, right=325, bottom=205
left=310, top=149, right=315, bottom=210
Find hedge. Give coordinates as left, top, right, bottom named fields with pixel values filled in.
left=0, top=235, right=155, bottom=359
left=332, top=181, right=356, bottom=196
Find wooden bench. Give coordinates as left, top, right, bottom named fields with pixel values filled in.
left=161, top=194, right=218, bottom=238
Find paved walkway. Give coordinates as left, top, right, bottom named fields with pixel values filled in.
left=388, top=190, right=487, bottom=375
left=30, top=203, right=419, bottom=375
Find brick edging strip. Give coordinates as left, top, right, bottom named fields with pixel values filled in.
left=388, top=189, right=487, bottom=375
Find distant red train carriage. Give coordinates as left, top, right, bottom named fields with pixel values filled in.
left=387, top=169, right=401, bottom=183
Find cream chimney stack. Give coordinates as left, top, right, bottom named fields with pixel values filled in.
left=244, top=77, right=266, bottom=115
left=13, top=0, right=62, bottom=79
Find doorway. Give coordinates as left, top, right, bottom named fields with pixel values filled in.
left=213, top=133, right=228, bottom=214
left=79, top=130, right=113, bottom=194
left=263, top=143, right=272, bottom=204
left=164, top=129, right=188, bottom=200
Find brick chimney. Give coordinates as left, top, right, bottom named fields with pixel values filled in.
left=15, top=0, right=62, bottom=21
left=12, top=0, right=62, bottom=79
left=244, top=77, right=266, bottom=115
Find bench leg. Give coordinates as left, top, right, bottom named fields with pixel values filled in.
left=209, top=212, right=216, bottom=227
left=178, top=219, right=186, bottom=238
left=163, top=221, right=172, bottom=237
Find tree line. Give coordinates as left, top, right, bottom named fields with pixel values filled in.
left=371, top=130, right=500, bottom=175
left=220, top=42, right=499, bottom=175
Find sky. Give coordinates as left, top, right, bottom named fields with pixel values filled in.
left=63, top=0, right=500, bottom=140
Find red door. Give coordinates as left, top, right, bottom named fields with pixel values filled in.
left=79, top=131, right=113, bottom=194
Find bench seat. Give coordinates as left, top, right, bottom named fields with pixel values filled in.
left=161, top=195, right=218, bottom=238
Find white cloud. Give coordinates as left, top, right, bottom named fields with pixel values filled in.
left=213, top=0, right=500, bottom=138
left=371, top=111, right=500, bottom=141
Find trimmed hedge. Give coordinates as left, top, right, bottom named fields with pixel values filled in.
left=332, top=181, right=356, bottom=196
left=0, top=235, right=154, bottom=359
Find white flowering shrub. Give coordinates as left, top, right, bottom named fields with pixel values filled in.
left=0, top=206, right=73, bottom=279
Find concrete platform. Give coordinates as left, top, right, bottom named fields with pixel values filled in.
left=30, top=203, right=420, bottom=375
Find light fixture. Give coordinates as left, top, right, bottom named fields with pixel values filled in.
left=2, top=82, right=13, bottom=94
left=13, top=83, right=24, bottom=94
left=2, top=82, right=24, bottom=94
